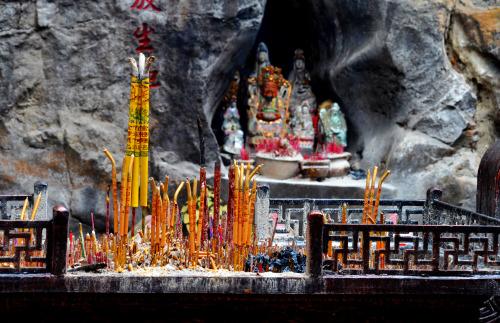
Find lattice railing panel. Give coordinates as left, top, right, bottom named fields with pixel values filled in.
left=0, top=220, right=51, bottom=273
left=323, top=224, right=500, bottom=276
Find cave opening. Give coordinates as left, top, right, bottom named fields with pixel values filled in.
left=211, top=0, right=343, bottom=160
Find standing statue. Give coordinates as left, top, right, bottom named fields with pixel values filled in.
left=247, top=65, right=291, bottom=141
left=250, top=42, right=271, bottom=78
left=288, top=49, right=317, bottom=116
left=289, top=100, right=315, bottom=149
left=222, top=96, right=244, bottom=154
left=317, top=100, right=347, bottom=148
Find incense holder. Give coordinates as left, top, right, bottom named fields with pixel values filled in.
left=255, top=154, right=301, bottom=180
left=327, top=152, right=351, bottom=177
left=299, top=160, right=330, bottom=180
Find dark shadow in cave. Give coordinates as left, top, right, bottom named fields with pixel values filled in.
left=211, top=0, right=356, bottom=157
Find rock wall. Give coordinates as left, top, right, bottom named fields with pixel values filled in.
left=1, top=0, right=500, bottom=232
left=0, top=0, right=265, bottom=231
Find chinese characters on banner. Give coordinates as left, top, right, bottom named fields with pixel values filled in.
left=131, top=0, right=161, bottom=88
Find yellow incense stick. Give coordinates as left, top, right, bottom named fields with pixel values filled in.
left=372, top=171, right=390, bottom=220
left=30, top=193, right=42, bottom=220
left=171, top=182, right=185, bottom=228
left=20, top=197, right=28, bottom=220
left=103, top=149, right=118, bottom=230
left=246, top=179, right=257, bottom=246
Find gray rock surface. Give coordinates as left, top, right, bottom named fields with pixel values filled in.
left=2, top=0, right=500, bottom=233
left=0, top=0, right=265, bottom=232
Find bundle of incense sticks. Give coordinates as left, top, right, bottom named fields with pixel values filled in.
left=94, top=59, right=309, bottom=273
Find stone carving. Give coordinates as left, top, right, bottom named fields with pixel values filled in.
left=288, top=49, right=316, bottom=112
left=317, top=100, right=347, bottom=147
left=289, top=100, right=315, bottom=149
left=247, top=65, right=291, bottom=141
left=222, top=96, right=244, bottom=154
left=250, top=42, right=271, bottom=78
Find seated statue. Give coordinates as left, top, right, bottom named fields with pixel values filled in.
left=247, top=65, right=291, bottom=140
left=289, top=100, right=315, bottom=149
left=317, top=100, right=347, bottom=148
left=222, top=96, right=244, bottom=154
left=288, top=49, right=317, bottom=116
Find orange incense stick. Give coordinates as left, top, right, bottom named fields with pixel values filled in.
left=362, top=170, right=371, bottom=224
left=246, top=179, right=257, bottom=246
left=367, top=166, right=378, bottom=224
left=150, top=178, right=157, bottom=246
left=185, top=179, right=195, bottom=258
left=171, top=182, right=184, bottom=229
left=197, top=182, right=205, bottom=250
left=124, top=156, right=134, bottom=239
left=238, top=163, right=245, bottom=246
left=103, top=149, right=118, bottom=238
left=242, top=163, right=251, bottom=247
left=155, top=185, right=161, bottom=248
left=233, top=165, right=240, bottom=245
left=119, top=156, right=131, bottom=237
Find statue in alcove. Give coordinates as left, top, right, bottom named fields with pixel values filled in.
left=222, top=96, right=244, bottom=154
left=288, top=49, right=317, bottom=117
left=250, top=42, right=271, bottom=78
left=289, top=100, right=315, bottom=149
left=317, top=100, right=347, bottom=149
left=247, top=65, right=291, bottom=141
